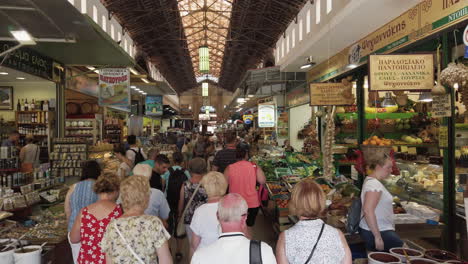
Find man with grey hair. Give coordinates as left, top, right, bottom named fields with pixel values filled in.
left=131, top=164, right=170, bottom=225
left=191, top=193, right=276, bottom=264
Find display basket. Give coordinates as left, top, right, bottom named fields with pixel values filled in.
left=360, top=145, right=392, bottom=162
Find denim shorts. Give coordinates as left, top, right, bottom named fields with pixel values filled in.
left=359, top=228, right=403, bottom=252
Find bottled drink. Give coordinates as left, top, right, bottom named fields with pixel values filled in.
left=43, top=100, right=49, bottom=111
left=31, top=99, right=35, bottom=111
left=24, top=99, right=29, bottom=111
left=17, top=99, right=20, bottom=110
left=20, top=99, right=25, bottom=111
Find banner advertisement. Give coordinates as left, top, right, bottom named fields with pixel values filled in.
left=99, top=68, right=130, bottom=107
left=258, top=103, right=276, bottom=128
left=307, top=0, right=467, bottom=83
left=369, top=54, right=434, bottom=91
left=243, top=114, right=253, bottom=125
left=145, top=95, right=163, bottom=116
left=309, top=83, right=354, bottom=105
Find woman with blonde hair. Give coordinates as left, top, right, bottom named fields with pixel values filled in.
left=190, top=171, right=228, bottom=253
left=359, top=154, right=402, bottom=252
left=70, top=173, right=122, bottom=264
left=101, top=175, right=172, bottom=264
left=276, top=178, right=352, bottom=264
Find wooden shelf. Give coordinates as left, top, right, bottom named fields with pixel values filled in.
left=17, top=123, right=48, bottom=125
left=65, top=127, right=94, bottom=130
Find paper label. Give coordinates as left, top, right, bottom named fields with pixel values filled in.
left=432, top=94, right=451, bottom=118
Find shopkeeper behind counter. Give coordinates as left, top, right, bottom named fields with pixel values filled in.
left=19, top=134, right=40, bottom=173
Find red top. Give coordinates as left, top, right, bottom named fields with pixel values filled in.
left=78, top=204, right=122, bottom=264
left=227, top=161, right=260, bottom=208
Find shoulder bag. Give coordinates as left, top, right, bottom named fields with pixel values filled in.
left=114, top=222, right=145, bottom=264
left=249, top=240, right=262, bottom=264
left=304, top=223, right=325, bottom=264
left=176, top=183, right=201, bottom=237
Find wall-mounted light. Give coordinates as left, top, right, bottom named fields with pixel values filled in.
left=10, top=30, right=36, bottom=45
left=129, top=68, right=139, bottom=75
left=418, top=92, right=433, bottom=102
left=300, top=56, right=316, bottom=70
left=141, top=78, right=149, bottom=83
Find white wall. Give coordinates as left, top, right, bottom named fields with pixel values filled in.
left=289, top=104, right=312, bottom=151
left=0, top=81, right=56, bottom=121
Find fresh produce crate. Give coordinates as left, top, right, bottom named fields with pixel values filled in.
left=290, top=166, right=308, bottom=177
left=274, top=167, right=292, bottom=178
left=266, top=181, right=289, bottom=199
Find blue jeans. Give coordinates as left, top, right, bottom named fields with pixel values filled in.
left=359, top=228, right=403, bottom=252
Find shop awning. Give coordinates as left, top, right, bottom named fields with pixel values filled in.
left=0, top=0, right=135, bottom=67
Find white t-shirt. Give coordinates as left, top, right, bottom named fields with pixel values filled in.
left=191, top=232, right=277, bottom=264
left=117, top=162, right=131, bottom=178
left=360, top=177, right=395, bottom=231
left=125, top=147, right=147, bottom=165
left=190, top=202, right=220, bottom=249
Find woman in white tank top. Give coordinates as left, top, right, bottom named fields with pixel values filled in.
left=276, top=179, right=352, bottom=264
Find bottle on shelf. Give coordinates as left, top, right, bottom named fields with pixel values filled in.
left=43, top=100, right=49, bottom=111
left=20, top=99, right=25, bottom=111
left=31, top=99, right=35, bottom=111
left=17, top=99, right=20, bottom=110
left=24, top=99, right=29, bottom=111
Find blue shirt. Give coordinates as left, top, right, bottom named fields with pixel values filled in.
left=144, top=188, right=171, bottom=220
left=161, top=165, right=191, bottom=194
left=68, top=180, right=98, bottom=231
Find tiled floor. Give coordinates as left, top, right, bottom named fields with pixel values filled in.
left=170, top=210, right=278, bottom=263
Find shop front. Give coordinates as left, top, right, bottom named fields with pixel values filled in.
left=264, top=0, right=468, bottom=260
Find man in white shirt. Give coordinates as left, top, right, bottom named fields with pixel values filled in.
left=191, top=193, right=276, bottom=264
left=125, top=135, right=147, bottom=165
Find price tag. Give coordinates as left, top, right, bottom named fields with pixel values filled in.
left=408, top=147, right=417, bottom=155
left=439, top=126, right=448, bottom=148
left=392, top=146, right=398, bottom=152
left=431, top=94, right=451, bottom=118
left=455, top=150, right=461, bottom=159
left=400, top=146, right=408, bottom=153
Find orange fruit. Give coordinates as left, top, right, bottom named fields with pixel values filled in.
left=370, top=140, right=377, bottom=145
left=363, top=141, right=369, bottom=145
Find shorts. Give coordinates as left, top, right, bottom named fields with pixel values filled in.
left=246, top=207, right=260, bottom=227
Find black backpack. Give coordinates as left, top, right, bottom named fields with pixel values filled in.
left=346, top=197, right=364, bottom=234
left=130, top=148, right=146, bottom=166
left=166, top=167, right=188, bottom=211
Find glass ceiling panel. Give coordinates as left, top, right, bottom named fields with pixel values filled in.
left=178, top=0, right=232, bottom=78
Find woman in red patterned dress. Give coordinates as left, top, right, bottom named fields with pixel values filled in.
left=70, top=172, right=122, bottom=264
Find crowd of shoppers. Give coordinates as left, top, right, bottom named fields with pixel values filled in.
left=63, top=131, right=396, bottom=264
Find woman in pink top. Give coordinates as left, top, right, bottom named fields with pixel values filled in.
left=224, top=143, right=266, bottom=226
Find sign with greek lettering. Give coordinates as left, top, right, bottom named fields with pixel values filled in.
left=309, top=83, right=354, bottom=106
left=369, top=54, right=434, bottom=91
left=432, top=94, right=451, bottom=118
left=0, top=41, right=54, bottom=80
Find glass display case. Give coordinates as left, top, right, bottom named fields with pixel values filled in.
left=384, top=162, right=444, bottom=213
